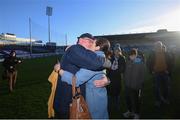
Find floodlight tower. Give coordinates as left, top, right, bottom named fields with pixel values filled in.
left=29, top=17, right=32, bottom=56
left=46, top=6, right=53, bottom=43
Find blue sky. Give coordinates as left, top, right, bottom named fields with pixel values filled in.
left=0, top=0, right=180, bottom=45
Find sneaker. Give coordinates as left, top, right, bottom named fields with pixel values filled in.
left=133, top=113, right=140, bottom=119
left=123, top=111, right=133, bottom=118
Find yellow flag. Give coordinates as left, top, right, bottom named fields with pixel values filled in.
left=47, top=70, right=58, bottom=118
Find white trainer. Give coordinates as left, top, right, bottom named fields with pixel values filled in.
left=123, top=111, right=133, bottom=118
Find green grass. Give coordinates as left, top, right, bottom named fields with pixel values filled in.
left=0, top=55, right=180, bottom=118
left=0, top=56, right=58, bottom=118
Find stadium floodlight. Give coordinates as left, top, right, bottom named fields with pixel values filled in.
left=46, top=6, right=53, bottom=43
left=29, top=17, right=32, bottom=56
left=46, top=6, right=52, bottom=16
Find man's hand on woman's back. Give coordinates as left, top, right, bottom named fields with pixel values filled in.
left=94, top=75, right=110, bottom=87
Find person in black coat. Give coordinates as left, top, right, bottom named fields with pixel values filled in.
left=107, top=45, right=126, bottom=111
left=2, top=50, right=22, bottom=92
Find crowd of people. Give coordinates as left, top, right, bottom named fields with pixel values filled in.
left=1, top=32, right=174, bottom=119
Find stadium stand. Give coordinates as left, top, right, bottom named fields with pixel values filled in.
left=95, top=30, right=180, bottom=52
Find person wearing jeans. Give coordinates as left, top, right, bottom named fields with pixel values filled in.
left=147, top=41, right=172, bottom=108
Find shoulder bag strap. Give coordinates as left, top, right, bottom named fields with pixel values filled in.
left=72, top=75, right=76, bottom=97
left=72, top=75, right=81, bottom=98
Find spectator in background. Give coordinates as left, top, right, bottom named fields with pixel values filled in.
left=162, top=44, right=175, bottom=78
left=107, top=44, right=126, bottom=111
left=123, top=48, right=146, bottom=119
left=2, top=50, right=22, bottom=92
left=147, top=41, right=172, bottom=108
left=137, top=50, right=145, bottom=63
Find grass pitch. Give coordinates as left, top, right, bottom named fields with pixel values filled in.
left=0, top=55, right=179, bottom=118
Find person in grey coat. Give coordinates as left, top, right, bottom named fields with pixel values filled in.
left=123, top=48, right=146, bottom=119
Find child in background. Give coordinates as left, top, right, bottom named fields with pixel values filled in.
left=123, top=48, right=146, bottom=119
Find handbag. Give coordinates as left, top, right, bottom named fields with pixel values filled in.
left=69, top=76, right=91, bottom=119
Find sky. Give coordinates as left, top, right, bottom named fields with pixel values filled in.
left=0, top=0, right=180, bottom=45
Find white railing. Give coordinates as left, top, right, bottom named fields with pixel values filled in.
left=0, top=52, right=64, bottom=62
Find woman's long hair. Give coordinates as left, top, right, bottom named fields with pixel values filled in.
left=96, top=37, right=111, bottom=58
